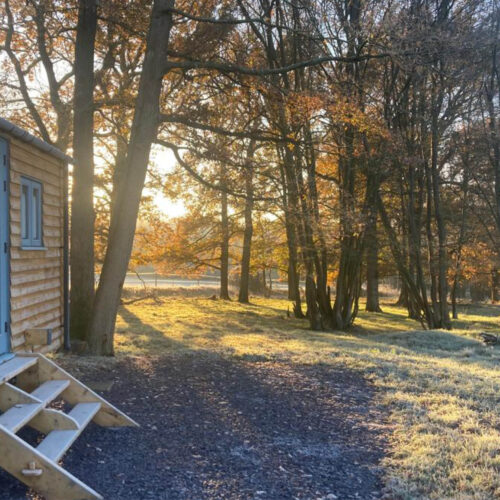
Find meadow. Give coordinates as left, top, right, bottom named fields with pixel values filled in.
left=107, top=291, right=500, bottom=499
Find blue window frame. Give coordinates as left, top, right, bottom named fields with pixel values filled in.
left=21, top=177, right=43, bottom=248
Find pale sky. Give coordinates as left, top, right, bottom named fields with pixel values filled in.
left=149, top=146, right=187, bottom=219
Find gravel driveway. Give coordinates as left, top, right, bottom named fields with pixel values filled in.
left=0, top=353, right=388, bottom=499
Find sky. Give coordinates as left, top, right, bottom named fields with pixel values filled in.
left=149, top=146, right=187, bottom=219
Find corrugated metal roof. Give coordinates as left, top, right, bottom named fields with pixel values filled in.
left=0, top=117, right=73, bottom=163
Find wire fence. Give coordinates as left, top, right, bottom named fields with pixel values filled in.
left=118, top=272, right=289, bottom=290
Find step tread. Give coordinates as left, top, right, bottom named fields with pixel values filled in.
left=0, top=357, right=37, bottom=384
left=0, top=403, right=41, bottom=432
left=37, top=429, right=78, bottom=462
left=37, top=403, right=101, bottom=462
left=69, top=402, right=101, bottom=427
left=31, top=380, right=70, bottom=405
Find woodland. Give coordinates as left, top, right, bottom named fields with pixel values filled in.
left=0, top=0, right=499, bottom=355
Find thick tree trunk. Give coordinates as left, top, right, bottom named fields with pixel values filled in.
left=424, top=159, right=440, bottom=325
left=237, top=199, right=253, bottom=302
left=365, top=219, right=381, bottom=312
left=451, top=161, right=470, bottom=319
left=330, top=0, right=365, bottom=330
left=260, top=14, right=305, bottom=319
left=70, top=0, right=97, bottom=342
left=285, top=220, right=303, bottom=317
left=331, top=128, right=364, bottom=329
left=295, top=159, right=323, bottom=328
left=430, top=88, right=451, bottom=329
left=280, top=154, right=304, bottom=318
left=284, top=147, right=319, bottom=328
left=87, top=0, right=174, bottom=355
left=396, top=280, right=409, bottom=307
left=238, top=143, right=255, bottom=303
left=378, top=194, right=429, bottom=328
left=220, top=170, right=230, bottom=300
left=408, top=157, right=430, bottom=322
left=303, top=125, right=331, bottom=318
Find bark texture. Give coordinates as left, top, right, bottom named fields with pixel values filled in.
left=71, top=0, right=97, bottom=342
left=87, top=0, right=175, bottom=355
left=238, top=143, right=255, bottom=303
left=220, top=164, right=230, bottom=300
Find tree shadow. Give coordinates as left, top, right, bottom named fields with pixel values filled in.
left=49, top=354, right=389, bottom=500
left=117, top=305, right=194, bottom=354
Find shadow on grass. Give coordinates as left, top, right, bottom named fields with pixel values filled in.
left=116, top=298, right=500, bottom=369
left=365, top=329, right=480, bottom=354
left=118, top=305, right=194, bottom=353
left=458, top=302, right=500, bottom=318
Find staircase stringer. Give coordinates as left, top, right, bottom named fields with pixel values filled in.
left=0, top=425, right=103, bottom=500
left=29, top=408, right=79, bottom=434
left=0, top=382, right=41, bottom=408
left=17, top=353, right=139, bottom=428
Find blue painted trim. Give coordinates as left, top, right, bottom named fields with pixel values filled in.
left=0, top=137, right=10, bottom=355
left=20, top=176, right=43, bottom=248
left=0, top=353, right=15, bottom=364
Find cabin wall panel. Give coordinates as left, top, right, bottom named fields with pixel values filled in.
left=7, top=137, right=65, bottom=354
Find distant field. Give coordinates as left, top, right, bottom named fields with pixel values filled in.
left=120, top=273, right=289, bottom=290
left=111, top=294, right=500, bottom=499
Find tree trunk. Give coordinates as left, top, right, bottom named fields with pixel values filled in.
left=70, top=0, right=97, bottom=342
left=451, top=158, right=470, bottom=319
left=365, top=174, right=382, bottom=313
left=285, top=217, right=303, bottom=317
left=451, top=280, right=458, bottom=319
left=430, top=84, right=451, bottom=329
left=396, top=280, right=409, bottom=307
left=220, top=165, right=230, bottom=300
left=365, top=223, right=381, bottom=312
left=491, top=269, right=499, bottom=303
left=238, top=143, right=255, bottom=303
left=280, top=154, right=303, bottom=318
left=303, top=125, right=331, bottom=319
left=331, top=127, right=364, bottom=329
left=284, top=147, right=319, bottom=329
left=485, top=29, right=500, bottom=233
left=87, top=0, right=175, bottom=355
left=378, top=194, right=429, bottom=328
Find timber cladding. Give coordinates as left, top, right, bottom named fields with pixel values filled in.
left=6, top=136, right=65, bottom=354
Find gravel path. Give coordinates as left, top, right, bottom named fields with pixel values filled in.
left=0, top=354, right=389, bottom=499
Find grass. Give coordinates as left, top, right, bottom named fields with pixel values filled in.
left=113, top=293, right=500, bottom=499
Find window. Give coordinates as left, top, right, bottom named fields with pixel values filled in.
left=21, top=177, right=43, bottom=248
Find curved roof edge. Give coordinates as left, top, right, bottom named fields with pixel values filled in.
left=0, top=117, right=73, bottom=164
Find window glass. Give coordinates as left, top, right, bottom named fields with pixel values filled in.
left=32, top=185, right=40, bottom=240
left=20, top=177, right=43, bottom=247
left=21, top=183, right=29, bottom=240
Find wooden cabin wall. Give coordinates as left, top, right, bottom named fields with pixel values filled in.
left=7, top=137, right=64, bottom=353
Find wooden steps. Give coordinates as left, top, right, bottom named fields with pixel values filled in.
left=0, top=356, right=37, bottom=383
left=0, top=425, right=103, bottom=500
left=0, top=354, right=138, bottom=500
left=31, top=379, right=70, bottom=405
left=38, top=402, right=101, bottom=462
left=0, top=403, right=41, bottom=432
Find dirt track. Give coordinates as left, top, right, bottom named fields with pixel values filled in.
left=1, top=353, right=388, bottom=500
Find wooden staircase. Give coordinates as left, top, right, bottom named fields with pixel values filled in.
left=0, top=353, right=138, bottom=500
